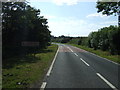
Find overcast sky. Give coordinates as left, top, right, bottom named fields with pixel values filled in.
left=27, top=0, right=118, bottom=37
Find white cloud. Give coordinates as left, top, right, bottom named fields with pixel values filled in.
left=27, top=0, right=52, bottom=2
left=48, top=17, right=97, bottom=36
left=100, top=21, right=118, bottom=25
left=28, top=0, right=98, bottom=5
left=52, top=0, right=98, bottom=5
left=86, top=13, right=109, bottom=18
left=52, top=0, right=79, bottom=5
left=47, top=16, right=117, bottom=37
left=43, top=15, right=56, bottom=19
left=28, top=0, right=117, bottom=5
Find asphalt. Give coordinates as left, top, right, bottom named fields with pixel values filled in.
left=44, top=43, right=120, bottom=89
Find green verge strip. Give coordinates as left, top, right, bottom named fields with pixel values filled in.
left=2, top=44, right=58, bottom=88
left=67, top=43, right=120, bottom=64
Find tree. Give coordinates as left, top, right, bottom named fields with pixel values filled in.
left=96, top=0, right=120, bottom=26
left=2, top=2, right=51, bottom=58
left=87, top=25, right=120, bottom=55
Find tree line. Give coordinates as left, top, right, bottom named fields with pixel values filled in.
left=87, top=25, right=120, bottom=55
left=52, top=1, right=120, bottom=55
left=2, top=2, right=51, bottom=59
left=51, top=25, right=120, bottom=55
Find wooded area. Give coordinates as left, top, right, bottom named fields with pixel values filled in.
left=2, top=2, right=51, bottom=59
left=87, top=26, right=120, bottom=55
left=52, top=25, right=120, bottom=55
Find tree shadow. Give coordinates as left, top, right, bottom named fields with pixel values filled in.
left=36, top=49, right=53, bottom=53
left=2, top=54, right=41, bottom=69
left=2, top=47, right=54, bottom=69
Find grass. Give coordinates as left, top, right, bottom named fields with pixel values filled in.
left=67, top=43, right=120, bottom=64
left=2, top=44, right=58, bottom=88
left=0, top=73, right=1, bottom=89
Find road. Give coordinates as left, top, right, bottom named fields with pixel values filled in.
left=42, top=43, right=119, bottom=89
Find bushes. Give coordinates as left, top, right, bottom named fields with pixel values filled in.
left=68, top=25, right=119, bottom=55
left=69, top=38, right=79, bottom=44
left=68, top=37, right=88, bottom=46
left=78, top=37, right=88, bottom=46
left=87, top=25, right=120, bottom=55
left=51, top=35, right=72, bottom=43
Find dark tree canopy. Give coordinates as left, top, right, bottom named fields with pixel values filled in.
left=2, top=2, right=51, bottom=58
left=87, top=25, right=120, bottom=55
left=96, top=2, right=119, bottom=15
left=96, top=1, right=120, bottom=26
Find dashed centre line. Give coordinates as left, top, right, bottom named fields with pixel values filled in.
left=96, top=73, right=117, bottom=90
left=67, top=47, right=74, bottom=52
left=80, top=58, right=90, bottom=66
left=74, top=53, right=78, bottom=56
left=67, top=47, right=78, bottom=56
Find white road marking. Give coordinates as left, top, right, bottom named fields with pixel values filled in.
left=96, top=73, right=118, bottom=90
left=40, top=82, right=47, bottom=90
left=74, top=53, right=78, bottom=56
left=67, top=47, right=74, bottom=52
left=67, top=47, right=79, bottom=56
left=46, top=46, right=59, bottom=76
left=80, top=58, right=90, bottom=66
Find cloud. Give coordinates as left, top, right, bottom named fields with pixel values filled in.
left=43, top=15, right=56, bottom=19
left=52, top=0, right=80, bottom=5
left=28, top=0, right=98, bottom=5
left=52, top=0, right=99, bottom=5
left=100, top=21, right=118, bottom=25
left=27, top=0, right=52, bottom=2
left=86, top=13, right=109, bottom=18
left=28, top=0, right=117, bottom=5
left=47, top=16, right=117, bottom=37
left=48, top=17, right=96, bottom=36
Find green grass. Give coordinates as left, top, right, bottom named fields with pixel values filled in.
left=2, top=44, right=58, bottom=88
left=0, top=73, right=2, bottom=89
left=67, top=43, right=120, bottom=64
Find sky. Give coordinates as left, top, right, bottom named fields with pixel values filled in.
left=27, top=0, right=118, bottom=37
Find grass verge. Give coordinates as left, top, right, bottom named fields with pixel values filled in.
left=2, top=44, right=58, bottom=88
left=67, top=43, right=120, bottom=64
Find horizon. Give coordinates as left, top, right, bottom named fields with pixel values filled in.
left=28, top=0, right=118, bottom=37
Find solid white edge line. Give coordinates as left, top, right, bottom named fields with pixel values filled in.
left=46, top=46, right=59, bottom=76
left=74, top=53, right=78, bottom=56
left=96, top=73, right=118, bottom=90
left=80, top=58, right=90, bottom=66
left=40, top=82, right=47, bottom=90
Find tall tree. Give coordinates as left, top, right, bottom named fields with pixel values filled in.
left=2, top=2, right=51, bottom=58
left=96, top=0, right=120, bottom=26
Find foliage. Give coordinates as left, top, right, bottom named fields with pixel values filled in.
left=96, top=1, right=120, bottom=25
left=2, top=2, right=51, bottom=59
left=96, top=1, right=120, bottom=54
left=69, top=38, right=79, bottom=44
left=78, top=37, right=88, bottom=46
left=87, top=25, right=120, bottom=55
left=96, top=1, right=119, bottom=16
left=51, top=35, right=72, bottom=43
